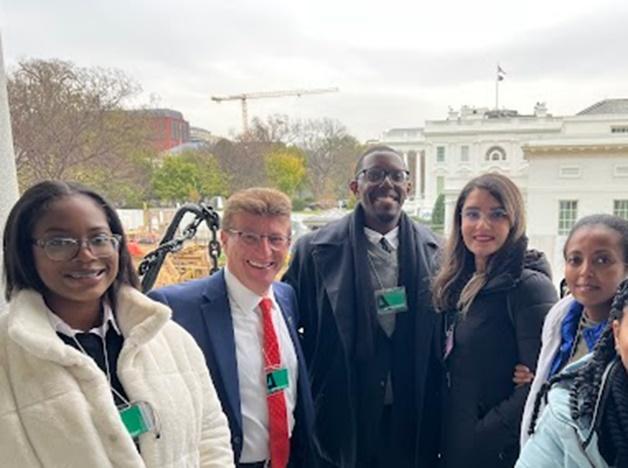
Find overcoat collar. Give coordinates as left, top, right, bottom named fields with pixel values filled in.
left=307, top=212, right=438, bottom=358
left=310, top=214, right=358, bottom=355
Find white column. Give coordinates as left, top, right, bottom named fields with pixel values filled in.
left=0, top=33, right=20, bottom=309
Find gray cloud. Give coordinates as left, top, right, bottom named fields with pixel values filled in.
left=3, top=0, right=627, bottom=140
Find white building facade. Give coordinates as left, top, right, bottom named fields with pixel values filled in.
left=381, top=99, right=628, bottom=282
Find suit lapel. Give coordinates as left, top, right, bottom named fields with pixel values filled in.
left=274, top=284, right=315, bottom=451
left=274, top=286, right=297, bottom=334
left=200, top=271, right=242, bottom=433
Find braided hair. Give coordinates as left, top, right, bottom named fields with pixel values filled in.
left=594, top=281, right=628, bottom=466
left=528, top=280, right=628, bottom=465
left=527, top=367, right=579, bottom=436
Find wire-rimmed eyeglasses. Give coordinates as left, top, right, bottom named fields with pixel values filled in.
left=227, top=229, right=291, bottom=250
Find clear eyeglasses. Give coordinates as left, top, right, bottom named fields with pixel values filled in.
left=33, top=233, right=122, bottom=261
left=461, top=208, right=509, bottom=225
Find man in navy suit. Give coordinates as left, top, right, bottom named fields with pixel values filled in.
left=149, top=188, right=315, bottom=468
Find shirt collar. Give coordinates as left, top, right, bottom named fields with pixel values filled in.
left=224, top=266, right=278, bottom=314
left=47, top=300, right=121, bottom=338
left=363, top=226, right=399, bottom=250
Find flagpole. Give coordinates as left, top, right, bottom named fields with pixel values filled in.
left=495, top=76, right=499, bottom=110
left=0, top=32, right=20, bottom=310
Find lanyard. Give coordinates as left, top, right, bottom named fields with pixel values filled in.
left=70, top=333, right=161, bottom=440
left=70, top=333, right=132, bottom=408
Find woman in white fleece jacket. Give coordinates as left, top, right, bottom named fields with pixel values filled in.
left=0, top=180, right=234, bottom=468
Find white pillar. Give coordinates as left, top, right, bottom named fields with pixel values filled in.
left=0, top=33, right=19, bottom=309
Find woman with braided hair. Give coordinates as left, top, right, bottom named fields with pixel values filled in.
left=516, top=279, right=628, bottom=467
left=519, top=214, right=628, bottom=448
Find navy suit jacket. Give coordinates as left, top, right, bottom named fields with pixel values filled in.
left=148, top=270, right=315, bottom=466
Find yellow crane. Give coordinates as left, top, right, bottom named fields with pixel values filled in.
left=211, top=87, right=339, bottom=133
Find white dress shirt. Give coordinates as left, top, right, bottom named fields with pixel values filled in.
left=364, top=225, right=399, bottom=250
left=224, top=267, right=298, bottom=463
left=47, top=301, right=120, bottom=338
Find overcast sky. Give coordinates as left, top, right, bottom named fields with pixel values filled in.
left=2, top=0, right=627, bottom=141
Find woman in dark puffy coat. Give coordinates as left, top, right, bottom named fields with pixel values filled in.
left=432, top=173, right=558, bottom=468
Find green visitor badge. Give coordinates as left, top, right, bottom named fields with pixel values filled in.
left=266, top=368, right=289, bottom=394
left=375, top=286, right=408, bottom=315
left=119, top=401, right=157, bottom=439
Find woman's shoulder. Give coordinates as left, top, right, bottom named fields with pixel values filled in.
left=517, top=382, right=580, bottom=468
left=157, top=320, right=207, bottom=365
left=519, top=268, right=553, bottom=289
left=510, top=270, right=558, bottom=307
left=544, top=356, right=592, bottom=420
left=515, top=250, right=554, bottom=287
left=544, top=295, right=575, bottom=324
left=544, top=376, right=576, bottom=422
left=158, top=319, right=200, bottom=347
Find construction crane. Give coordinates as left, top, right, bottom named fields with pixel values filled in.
left=211, top=87, right=339, bottom=133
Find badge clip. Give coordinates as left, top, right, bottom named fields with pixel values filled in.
left=118, top=401, right=160, bottom=440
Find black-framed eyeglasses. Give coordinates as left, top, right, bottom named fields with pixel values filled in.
left=33, top=234, right=122, bottom=261
left=357, top=168, right=410, bottom=184
left=227, top=229, right=291, bottom=250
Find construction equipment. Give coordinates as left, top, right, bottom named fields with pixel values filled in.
left=211, top=87, right=339, bottom=132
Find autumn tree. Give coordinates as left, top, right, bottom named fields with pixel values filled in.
left=294, top=118, right=363, bottom=200
left=264, top=146, right=306, bottom=197
left=77, top=147, right=157, bottom=207
left=213, top=114, right=363, bottom=202
left=248, top=115, right=293, bottom=144
left=7, top=58, right=154, bottom=193
left=152, top=150, right=228, bottom=204
left=211, top=137, right=271, bottom=191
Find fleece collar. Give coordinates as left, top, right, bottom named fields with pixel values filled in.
left=7, top=286, right=171, bottom=366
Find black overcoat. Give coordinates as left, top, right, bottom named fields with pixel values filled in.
left=284, top=211, right=441, bottom=468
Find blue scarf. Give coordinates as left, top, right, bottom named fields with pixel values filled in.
left=548, top=300, right=607, bottom=378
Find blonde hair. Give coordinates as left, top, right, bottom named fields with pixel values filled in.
left=432, top=173, right=526, bottom=314
left=222, top=187, right=292, bottom=231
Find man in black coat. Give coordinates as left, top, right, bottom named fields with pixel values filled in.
left=284, top=146, right=441, bottom=468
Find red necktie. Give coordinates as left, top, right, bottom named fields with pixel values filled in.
left=259, top=297, right=290, bottom=468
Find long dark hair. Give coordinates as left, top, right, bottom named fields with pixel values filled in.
left=432, top=172, right=526, bottom=313
left=3, top=180, right=139, bottom=305
left=529, top=279, right=628, bottom=466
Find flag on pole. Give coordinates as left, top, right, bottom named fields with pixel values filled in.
left=497, top=65, right=506, bottom=81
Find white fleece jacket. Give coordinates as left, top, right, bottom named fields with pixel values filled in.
left=519, top=295, right=574, bottom=449
left=0, top=286, right=234, bottom=468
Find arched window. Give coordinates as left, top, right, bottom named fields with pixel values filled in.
left=485, top=146, right=506, bottom=161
